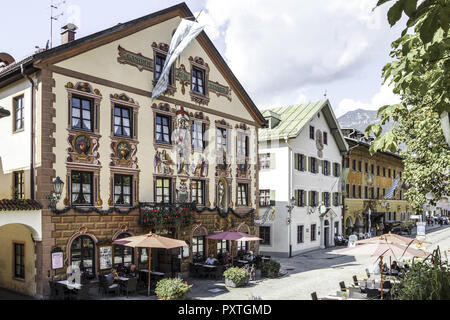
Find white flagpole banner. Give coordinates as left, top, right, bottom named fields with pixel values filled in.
left=152, top=19, right=205, bottom=101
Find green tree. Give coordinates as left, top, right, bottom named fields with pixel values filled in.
left=366, top=0, right=450, bottom=207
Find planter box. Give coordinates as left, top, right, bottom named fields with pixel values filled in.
left=225, top=276, right=249, bottom=288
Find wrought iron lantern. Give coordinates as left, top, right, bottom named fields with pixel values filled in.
left=46, top=176, right=64, bottom=208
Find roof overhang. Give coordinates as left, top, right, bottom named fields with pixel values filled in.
left=321, top=100, right=349, bottom=154
left=0, top=107, right=10, bottom=118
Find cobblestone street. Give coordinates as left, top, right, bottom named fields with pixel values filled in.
left=190, top=225, right=450, bottom=300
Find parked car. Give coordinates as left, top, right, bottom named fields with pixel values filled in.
left=439, top=217, right=449, bottom=225
left=334, top=235, right=348, bottom=246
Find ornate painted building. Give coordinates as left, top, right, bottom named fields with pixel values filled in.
left=341, top=129, right=415, bottom=236
left=0, top=3, right=266, bottom=298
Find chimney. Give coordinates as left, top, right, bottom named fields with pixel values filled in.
left=61, top=23, right=78, bottom=44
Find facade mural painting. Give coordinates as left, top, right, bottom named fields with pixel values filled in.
left=154, top=150, right=175, bottom=175
left=316, top=129, right=324, bottom=159
left=174, top=106, right=191, bottom=176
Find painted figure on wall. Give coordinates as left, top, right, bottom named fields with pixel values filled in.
left=173, top=106, right=191, bottom=176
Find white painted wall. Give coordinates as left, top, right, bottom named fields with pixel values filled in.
left=0, top=78, right=32, bottom=198
left=258, top=109, right=344, bottom=257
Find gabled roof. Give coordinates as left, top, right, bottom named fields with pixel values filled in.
left=259, top=99, right=349, bottom=153
left=0, top=2, right=267, bottom=127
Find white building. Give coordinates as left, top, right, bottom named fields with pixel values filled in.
left=257, top=100, right=349, bottom=257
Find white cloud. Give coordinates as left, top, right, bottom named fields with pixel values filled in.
left=335, top=83, right=401, bottom=118
left=202, top=0, right=390, bottom=108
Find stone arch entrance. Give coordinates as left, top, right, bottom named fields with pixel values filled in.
left=66, top=232, right=98, bottom=276
left=345, top=217, right=354, bottom=235
left=0, top=223, right=39, bottom=296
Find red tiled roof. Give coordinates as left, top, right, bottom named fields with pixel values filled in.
left=0, top=199, right=42, bottom=211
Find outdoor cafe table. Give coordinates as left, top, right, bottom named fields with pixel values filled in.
left=194, top=263, right=217, bottom=269
left=139, top=270, right=165, bottom=276
left=57, top=280, right=82, bottom=290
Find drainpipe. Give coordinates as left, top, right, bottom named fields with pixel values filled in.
left=285, top=137, right=293, bottom=257
left=21, top=64, right=35, bottom=200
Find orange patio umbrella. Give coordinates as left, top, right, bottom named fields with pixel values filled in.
left=113, top=232, right=187, bottom=296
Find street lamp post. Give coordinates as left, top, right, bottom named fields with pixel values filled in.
left=286, top=197, right=295, bottom=258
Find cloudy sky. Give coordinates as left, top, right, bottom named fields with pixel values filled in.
left=1, top=0, right=404, bottom=117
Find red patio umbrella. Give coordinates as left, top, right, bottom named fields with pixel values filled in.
left=206, top=230, right=262, bottom=266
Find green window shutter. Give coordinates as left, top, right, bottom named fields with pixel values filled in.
left=270, top=153, right=276, bottom=169
left=302, top=191, right=306, bottom=207
left=270, top=190, right=276, bottom=206
left=308, top=191, right=312, bottom=206
left=308, top=157, right=312, bottom=173
left=294, top=154, right=299, bottom=170
left=295, top=190, right=299, bottom=206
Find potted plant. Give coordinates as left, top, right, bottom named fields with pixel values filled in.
left=261, top=260, right=280, bottom=278
left=223, top=267, right=250, bottom=288
left=155, top=278, right=193, bottom=300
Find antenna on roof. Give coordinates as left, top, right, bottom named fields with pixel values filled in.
left=324, top=90, right=327, bottom=98
left=50, top=0, right=66, bottom=49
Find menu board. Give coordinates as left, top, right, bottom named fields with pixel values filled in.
left=99, top=246, right=113, bottom=270
left=51, top=252, right=64, bottom=270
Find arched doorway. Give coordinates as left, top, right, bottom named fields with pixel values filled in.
left=0, top=223, right=38, bottom=296
left=345, top=217, right=353, bottom=235
left=70, top=235, right=96, bottom=277
left=355, top=216, right=363, bottom=233
left=324, top=220, right=330, bottom=247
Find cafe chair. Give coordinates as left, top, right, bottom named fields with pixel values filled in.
left=366, top=288, right=381, bottom=300
left=49, top=281, right=65, bottom=300
left=189, top=263, right=198, bottom=278
left=311, top=292, right=318, bottom=300
left=120, top=277, right=137, bottom=298
left=211, top=265, right=225, bottom=280
left=99, top=275, right=120, bottom=297
left=74, top=283, right=90, bottom=300
left=339, top=281, right=347, bottom=292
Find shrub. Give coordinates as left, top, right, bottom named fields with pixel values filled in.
left=223, top=267, right=249, bottom=285
left=392, top=247, right=450, bottom=300
left=155, top=278, right=193, bottom=300
left=261, top=260, right=281, bottom=277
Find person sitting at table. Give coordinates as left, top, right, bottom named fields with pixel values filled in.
left=107, top=269, right=119, bottom=283
left=245, top=251, right=255, bottom=262
left=391, top=261, right=401, bottom=274
left=127, top=264, right=139, bottom=279
left=205, top=254, right=218, bottom=265
left=223, top=251, right=232, bottom=266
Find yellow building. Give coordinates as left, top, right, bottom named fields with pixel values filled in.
left=0, top=3, right=266, bottom=298
left=341, top=129, right=415, bottom=236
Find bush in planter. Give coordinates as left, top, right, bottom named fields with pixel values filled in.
left=261, top=260, right=281, bottom=278
left=155, top=278, right=193, bottom=300
left=223, top=267, right=249, bottom=287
